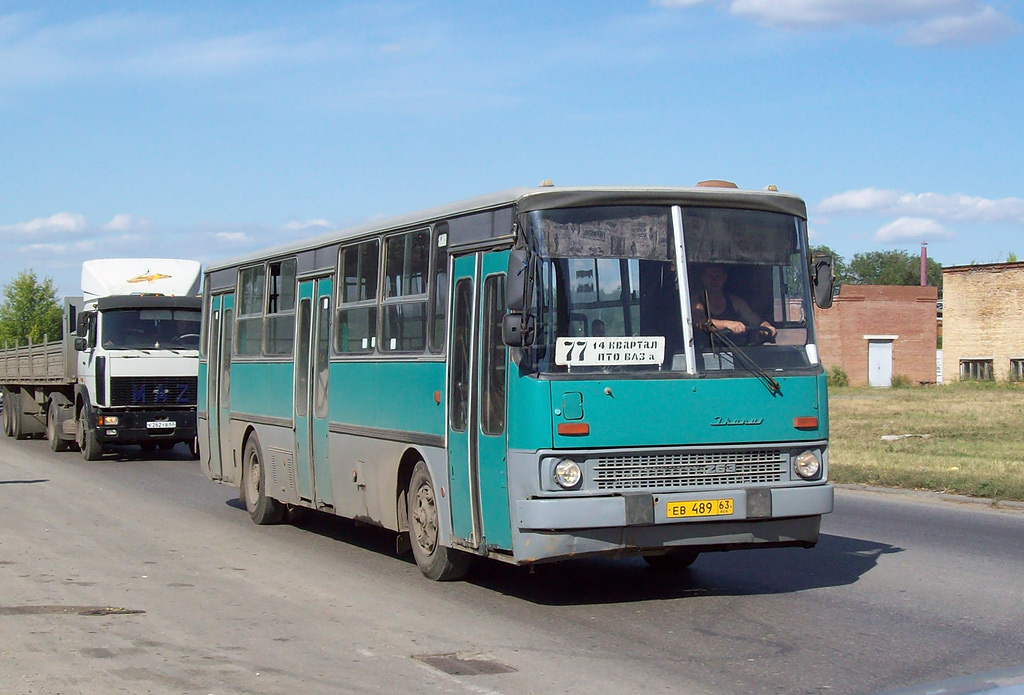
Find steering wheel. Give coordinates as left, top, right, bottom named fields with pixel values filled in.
left=744, top=326, right=776, bottom=346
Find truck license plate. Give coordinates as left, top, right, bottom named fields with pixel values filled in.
left=147, top=421, right=176, bottom=429
left=666, top=498, right=734, bottom=518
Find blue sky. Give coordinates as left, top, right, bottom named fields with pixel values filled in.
left=1, top=0, right=1022, bottom=295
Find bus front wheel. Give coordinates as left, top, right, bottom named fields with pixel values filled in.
left=407, top=461, right=470, bottom=581
left=242, top=435, right=283, bottom=525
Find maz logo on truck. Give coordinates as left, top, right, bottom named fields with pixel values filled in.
left=131, top=383, right=191, bottom=405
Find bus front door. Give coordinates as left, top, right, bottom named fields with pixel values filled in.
left=447, top=252, right=509, bottom=550
left=295, top=278, right=334, bottom=510
left=205, top=293, right=235, bottom=483
left=203, top=294, right=224, bottom=481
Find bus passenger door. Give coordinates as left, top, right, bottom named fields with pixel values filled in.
left=294, top=281, right=315, bottom=502
left=295, top=277, right=334, bottom=509
left=448, top=254, right=481, bottom=546
left=217, top=296, right=235, bottom=482
left=447, top=252, right=510, bottom=550
left=203, top=294, right=224, bottom=480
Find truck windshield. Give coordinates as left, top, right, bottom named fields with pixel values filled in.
left=521, top=204, right=819, bottom=376
left=101, top=308, right=201, bottom=350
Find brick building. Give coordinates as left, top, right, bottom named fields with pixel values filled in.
left=942, top=262, right=1024, bottom=382
left=813, top=285, right=938, bottom=387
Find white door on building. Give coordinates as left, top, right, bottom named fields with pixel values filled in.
left=868, top=339, right=894, bottom=388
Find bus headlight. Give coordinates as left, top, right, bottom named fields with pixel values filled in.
left=553, top=459, right=583, bottom=489
left=793, top=451, right=821, bottom=480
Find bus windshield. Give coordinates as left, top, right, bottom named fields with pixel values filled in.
left=101, top=308, right=201, bottom=350
left=522, top=204, right=819, bottom=376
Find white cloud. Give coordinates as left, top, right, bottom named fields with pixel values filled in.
left=655, top=0, right=1019, bottom=45
left=653, top=0, right=708, bottom=7
left=905, top=6, right=1017, bottom=45
left=103, top=213, right=150, bottom=231
left=0, top=212, right=87, bottom=236
left=817, top=188, right=1024, bottom=225
left=284, top=218, right=333, bottom=232
left=874, top=216, right=952, bottom=242
left=215, top=231, right=249, bottom=243
left=23, top=239, right=95, bottom=255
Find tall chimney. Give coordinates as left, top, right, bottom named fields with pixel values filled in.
left=920, top=242, right=928, bottom=286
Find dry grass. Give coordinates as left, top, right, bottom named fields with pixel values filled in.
left=828, top=381, right=1024, bottom=501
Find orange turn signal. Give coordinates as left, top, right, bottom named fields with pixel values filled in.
left=557, top=423, right=590, bottom=436
left=793, top=416, right=818, bottom=430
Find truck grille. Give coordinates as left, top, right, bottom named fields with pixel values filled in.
left=109, top=377, right=198, bottom=407
left=593, top=449, right=786, bottom=490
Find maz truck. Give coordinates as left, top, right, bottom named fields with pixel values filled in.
left=0, top=258, right=202, bottom=460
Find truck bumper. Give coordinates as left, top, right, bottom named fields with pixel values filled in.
left=93, top=409, right=197, bottom=444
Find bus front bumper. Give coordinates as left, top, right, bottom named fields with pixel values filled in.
left=510, top=484, right=833, bottom=564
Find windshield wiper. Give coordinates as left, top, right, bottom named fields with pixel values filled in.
left=699, top=290, right=781, bottom=396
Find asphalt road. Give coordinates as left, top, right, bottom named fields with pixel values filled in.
left=1, top=435, right=1023, bottom=695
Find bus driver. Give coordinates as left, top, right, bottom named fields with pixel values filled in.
left=692, top=264, right=776, bottom=339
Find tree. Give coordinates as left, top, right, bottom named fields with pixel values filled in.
left=847, top=249, right=942, bottom=288
left=0, top=270, right=63, bottom=347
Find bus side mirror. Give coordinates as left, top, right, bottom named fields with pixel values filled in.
left=502, top=313, right=535, bottom=347
left=506, top=248, right=530, bottom=311
left=811, top=254, right=835, bottom=309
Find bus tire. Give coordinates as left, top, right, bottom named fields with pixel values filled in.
left=77, top=415, right=103, bottom=461
left=47, top=401, right=70, bottom=452
left=642, top=549, right=700, bottom=571
left=407, top=460, right=470, bottom=581
left=242, top=435, right=283, bottom=525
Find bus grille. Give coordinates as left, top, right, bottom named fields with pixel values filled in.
left=593, top=449, right=786, bottom=490
left=109, top=377, right=198, bottom=407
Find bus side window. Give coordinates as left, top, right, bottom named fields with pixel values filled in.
left=449, top=279, right=472, bottom=432
left=428, top=222, right=449, bottom=354
left=481, top=274, right=507, bottom=436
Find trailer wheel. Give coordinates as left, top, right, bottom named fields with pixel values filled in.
left=2, top=388, right=11, bottom=437
left=12, top=398, right=28, bottom=441
left=407, top=460, right=470, bottom=581
left=241, top=435, right=283, bottom=525
left=76, top=414, right=103, bottom=461
left=47, top=401, right=70, bottom=452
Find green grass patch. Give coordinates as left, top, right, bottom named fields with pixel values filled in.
left=828, top=381, right=1024, bottom=501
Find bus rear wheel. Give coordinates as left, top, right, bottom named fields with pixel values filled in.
left=407, top=461, right=470, bottom=581
left=242, top=435, right=283, bottom=525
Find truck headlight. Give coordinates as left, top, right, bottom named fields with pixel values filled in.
left=553, top=459, right=582, bottom=489
left=793, top=451, right=821, bottom=480
left=98, top=415, right=119, bottom=426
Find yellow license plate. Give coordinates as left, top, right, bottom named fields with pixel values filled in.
left=666, top=498, right=734, bottom=518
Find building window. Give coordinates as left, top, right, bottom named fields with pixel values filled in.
left=1011, top=358, right=1024, bottom=382
left=960, top=359, right=993, bottom=381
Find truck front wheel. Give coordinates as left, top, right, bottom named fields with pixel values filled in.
left=76, top=414, right=103, bottom=461
left=47, top=401, right=70, bottom=452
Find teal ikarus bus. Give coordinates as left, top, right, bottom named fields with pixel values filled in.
left=198, top=183, right=836, bottom=581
